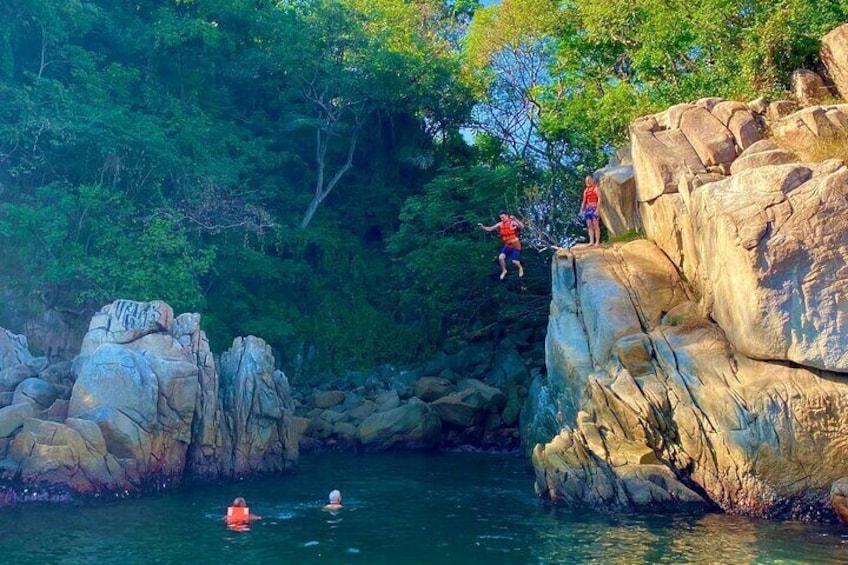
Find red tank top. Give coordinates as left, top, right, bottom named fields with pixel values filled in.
left=584, top=186, right=598, bottom=206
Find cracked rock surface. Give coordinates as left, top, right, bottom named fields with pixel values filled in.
left=0, top=300, right=297, bottom=502
left=527, top=242, right=848, bottom=520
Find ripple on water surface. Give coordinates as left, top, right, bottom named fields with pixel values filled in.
left=0, top=452, right=846, bottom=564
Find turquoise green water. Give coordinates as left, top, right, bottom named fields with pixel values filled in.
left=0, top=452, right=846, bottom=564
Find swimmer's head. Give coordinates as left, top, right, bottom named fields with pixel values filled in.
left=328, top=490, right=342, bottom=504
left=232, top=497, right=247, bottom=507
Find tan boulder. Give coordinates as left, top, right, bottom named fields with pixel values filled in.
left=695, top=97, right=724, bottom=111
left=690, top=162, right=848, bottom=371
left=738, top=139, right=779, bottom=156
left=822, top=24, right=848, bottom=101
left=726, top=110, right=762, bottom=150
left=800, top=106, right=847, bottom=137
left=638, top=193, right=699, bottom=281
left=729, top=149, right=798, bottom=175
left=595, top=160, right=639, bottom=237
left=770, top=107, right=828, bottom=154
left=659, top=103, right=695, bottom=129
left=711, top=100, right=748, bottom=126
left=630, top=125, right=705, bottom=202
left=679, top=106, right=737, bottom=166
left=333, top=421, right=358, bottom=443
left=569, top=241, right=691, bottom=368
left=766, top=100, right=799, bottom=122
left=429, top=379, right=505, bottom=427
left=747, top=97, right=769, bottom=114
left=293, top=416, right=310, bottom=437
left=826, top=107, right=848, bottom=132
left=530, top=243, right=848, bottom=517
left=347, top=400, right=376, bottom=421
left=791, top=70, right=831, bottom=106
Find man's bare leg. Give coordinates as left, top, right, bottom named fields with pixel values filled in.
left=499, top=253, right=508, bottom=279
left=514, top=260, right=524, bottom=277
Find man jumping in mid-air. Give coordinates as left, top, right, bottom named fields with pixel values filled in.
left=479, top=212, right=525, bottom=280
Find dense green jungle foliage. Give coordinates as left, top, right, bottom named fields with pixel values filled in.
left=0, top=0, right=844, bottom=377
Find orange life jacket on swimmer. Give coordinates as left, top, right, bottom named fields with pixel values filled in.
left=226, top=505, right=251, bottom=524
left=584, top=186, right=599, bottom=207
left=499, top=219, right=521, bottom=249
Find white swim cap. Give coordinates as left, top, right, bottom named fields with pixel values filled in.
left=328, top=490, right=341, bottom=504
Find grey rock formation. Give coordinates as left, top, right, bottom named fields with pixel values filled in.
left=218, top=335, right=297, bottom=477
left=0, top=329, right=48, bottom=392
left=0, top=300, right=298, bottom=502
left=294, top=337, right=537, bottom=452
left=357, top=398, right=441, bottom=450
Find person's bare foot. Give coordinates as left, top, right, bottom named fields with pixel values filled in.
left=500, top=270, right=507, bottom=280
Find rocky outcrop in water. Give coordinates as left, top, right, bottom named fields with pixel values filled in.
left=530, top=242, right=848, bottom=518
left=525, top=78, right=848, bottom=520
left=0, top=300, right=297, bottom=503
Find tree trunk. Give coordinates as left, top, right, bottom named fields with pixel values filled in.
left=300, top=126, right=359, bottom=229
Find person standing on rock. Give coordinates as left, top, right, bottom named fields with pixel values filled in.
left=579, top=176, right=602, bottom=246
left=478, top=212, right=525, bottom=280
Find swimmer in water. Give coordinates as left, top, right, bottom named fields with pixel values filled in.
left=323, top=490, right=343, bottom=511
left=224, top=496, right=262, bottom=531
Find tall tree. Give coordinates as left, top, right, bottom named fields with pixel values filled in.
left=272, top=0, right=473, bottom=228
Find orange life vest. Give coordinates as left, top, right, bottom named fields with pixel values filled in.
left=499, top=220, right=520, bottom=249
left=584, top=186, right=599, bottom=207
left=226, top=506, right=251, bottom=524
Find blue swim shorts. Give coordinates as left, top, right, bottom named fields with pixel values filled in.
left=501, top=246, right=521, bottom=262
left=582, top=208, right=598, bottom=221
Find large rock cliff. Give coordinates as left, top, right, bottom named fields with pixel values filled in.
left=0, top=300, right=297, bottom=503
left=524, top=66, right=848, bottom=519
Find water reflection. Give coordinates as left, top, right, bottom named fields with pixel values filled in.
left=530, top=508, right=848, bottom=564
left=0, top=453, right=846, bottom=564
